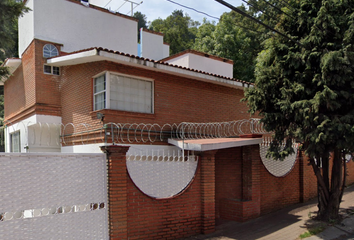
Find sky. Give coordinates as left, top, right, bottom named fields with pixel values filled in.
left=89, top=0, right=244, bottom=24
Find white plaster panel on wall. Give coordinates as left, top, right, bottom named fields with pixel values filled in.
left=165, top=54, right=190, bottom=67
left=32, top=0, right=137, bottom=54
left=166, top=53, right=233, bottom=78
left=18, top=0, right=34, bottom=57
left=140, top=30, right=164, bottom=60
left=163, top=44, right=170, bottom=59
left=188, top=53, right=233, bottom=78
left=61, top=143, right=106, bottom=153
left=5, top=115, right=62, bottom=153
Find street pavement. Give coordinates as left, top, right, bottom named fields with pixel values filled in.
left=183, top=185, right=354, bottom=240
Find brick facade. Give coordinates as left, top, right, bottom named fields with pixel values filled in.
left=5, top=39, right=250, bottom=126
left=4, top=39, right=62, bottom=123
left=101, top=144, right=354, bottom=240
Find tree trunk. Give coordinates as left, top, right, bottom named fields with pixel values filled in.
left=318, top=149, right=343, bottom=222
left=311, top=149, right=345, bottom=222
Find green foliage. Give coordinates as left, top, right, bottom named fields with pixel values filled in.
left=299, top=224, right=326, bottom=239
left=133, top=11, right=147, bottom=42
left=192, top=1, right=291, bottom=83
left=244, top=0, right=354, bottom=160
left=193, top=8, right=263, bottom=82
left=0, top=0, right=29, bottom=61
left=149, top=10, right=200, bottom=55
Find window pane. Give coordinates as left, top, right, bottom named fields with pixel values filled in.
left=11, top=131, right=20, bottom=153
left=94, top=92, right=105, bottom=111
left=44, top=65, right=52, bottom=74
left=53, top=66, right=60, bottom=75
left=110, top=74, right=152, bottom=113
left=94, top=75, right=105, bottom=93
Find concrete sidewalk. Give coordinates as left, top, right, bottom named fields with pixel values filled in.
left=183, top=185, right=354, bottom=240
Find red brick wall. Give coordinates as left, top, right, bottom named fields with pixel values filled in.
left=34, top=40, right=61, bottom=109
left=4, top=41, right=36, bottom=120
left=215, top=148, right=242, bottom=219
left=5, top=39, right=62, bottom=122
left=103, top=145, right=219, bottom=240
left=346, top=160, right=354, bottom=185
left=259, top=152, right=322, bottom=215
left=127, top=174, right=202, bottom=239
left=60, top=61, right=250, bottom=128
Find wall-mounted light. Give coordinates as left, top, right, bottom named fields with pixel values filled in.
left=96, top=112, right=104, bottom=122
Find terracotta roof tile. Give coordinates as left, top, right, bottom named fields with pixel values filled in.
left=61, top=47, right=252, bottom=85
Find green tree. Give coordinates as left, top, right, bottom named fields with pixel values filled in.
left=244, top=0, right=354, bottom=221
left=149, top=10, right=200, bottom=55
left=133, top=11, right=147, bottom=42
left=0, top=0, right=29, bottom=62
left=193, top=9, right=262, bottom=82
left=193, top=1, right=293, bottom=82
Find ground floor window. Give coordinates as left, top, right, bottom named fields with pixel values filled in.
left=10, top=131, right=20, bottom=152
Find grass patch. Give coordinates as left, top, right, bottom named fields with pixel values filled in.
left=300, top=225, right=326, bottom=239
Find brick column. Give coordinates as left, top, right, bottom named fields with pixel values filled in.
left=239, top=134, right=261, bottom=221
left=240, top=144, right=261, bottom=220
left=242, top=146, right=253, bottom=201
left=101, top=145, right=130, bottom=240
left=299, top=152, right=317, bottom=202
left=200, top=150, right=217, bottom=234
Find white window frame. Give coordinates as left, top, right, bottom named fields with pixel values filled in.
left=43, top=44, right=59, bottom=58
left=93, top=71, right=154, bottom=114
left=43, top=65, right=60, bottom=75
left=10, top=131, right=21, bottom=153
left=93, top=73, right=106, bottom=111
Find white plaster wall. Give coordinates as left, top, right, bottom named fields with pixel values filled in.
left=61, top=143, right=105, bottom=153
left=163, top=44, right=170, bottom=59
left=166, top=53, right=234, bottom=78
left=18, top=0, right=34, bottom=57
left=5, top=115, right=62, bottom=153
left=140, top=30, right=165, bottom=60
left=61, top=143, right=181, bottom=154
left=19, top=0, right=137, bottom=56
left=166, top=54, right=190, bottom=67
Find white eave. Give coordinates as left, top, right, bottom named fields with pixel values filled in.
left=168, top=137, right=262, bottom=151
left=1, top=58, right=22, bottom=84
left=47, top=49, right=251, bottom=89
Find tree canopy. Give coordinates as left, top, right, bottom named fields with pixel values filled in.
left=0, top=0, right=29, bottom=62
left=193, top=8, right=262, bottom=82
left=244, top=0, right=354, bottom=221
left=149, top=10, right=200, bottom=55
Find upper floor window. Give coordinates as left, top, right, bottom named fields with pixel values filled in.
left=44, top=65, right=60, bottom=75
left=93, top=72, right=153, bottom=114
left=43, top=44, right=59, bottom=58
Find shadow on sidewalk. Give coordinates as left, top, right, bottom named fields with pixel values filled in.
left=182, top=198, right=318, bottom=240
left=182, top=186, right=354, bottom=240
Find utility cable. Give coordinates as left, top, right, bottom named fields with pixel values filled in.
left=214, top=0, right=303, bottom=47
left=104, top=0, right=113, bottom=8
left=165, top=0, right=220, bottom=20
left=165, top=0, right=263, bottom=33
left=115, top=1, right=127, bottom=12
left=258, top=0, right=294, bottom=19
left=241, top=0, right=279, bottom=22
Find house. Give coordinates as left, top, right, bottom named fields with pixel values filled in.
left=2, top=0, right=354, bottom=239
left=3, top=0, right=251, bottom=154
